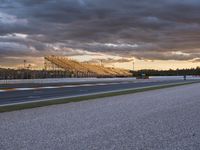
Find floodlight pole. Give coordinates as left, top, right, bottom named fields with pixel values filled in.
left=24, top=60, right=27, bottom=69
left=133, top=59, right=135, bottom=71
left=132, top=58, right=135, bottom=77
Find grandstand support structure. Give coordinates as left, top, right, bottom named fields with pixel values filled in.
left=44, top=55, right=132, bottom=78
left=44, top=57, right=64, bottom=71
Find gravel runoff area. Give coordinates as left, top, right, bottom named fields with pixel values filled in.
left=1, top=83, right=200, bottom=150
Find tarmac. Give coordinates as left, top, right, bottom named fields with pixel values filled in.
left=1, top=82, right=200, bottom=149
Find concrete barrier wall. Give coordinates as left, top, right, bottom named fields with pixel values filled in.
left=149, top=75, right=200, bottom=80
left=0, top=78, right=136, bottom=84
left=0, top=76, right=199, bottom=84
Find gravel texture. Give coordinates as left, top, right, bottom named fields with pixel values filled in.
left=1, top=83, right=200, bottom=150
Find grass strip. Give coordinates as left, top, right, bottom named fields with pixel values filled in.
left=0, top=81, right=199, bottom=113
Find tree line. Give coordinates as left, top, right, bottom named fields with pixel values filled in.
left=131, top=67, right=200, bottom=77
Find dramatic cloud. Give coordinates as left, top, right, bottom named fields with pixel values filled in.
left=0, top=0, right=200, bottom=67
left=83, top=58, right=134, bottom=64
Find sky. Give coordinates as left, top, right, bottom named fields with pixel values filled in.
left=0, top=0, right=200, bottom=70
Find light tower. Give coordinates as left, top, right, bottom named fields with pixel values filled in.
left=100, top=59, right=103, bottom=66
left=132, top=58, right=135, bottom=71
left=132, top=58, right=135, bottom=77
left=23, top=60, right=27, bottom=69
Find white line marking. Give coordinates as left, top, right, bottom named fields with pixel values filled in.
left=17, top=88, right=35, bottom=91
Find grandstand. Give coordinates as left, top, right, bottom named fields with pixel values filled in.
left=44, top=56, right=132, bottom=77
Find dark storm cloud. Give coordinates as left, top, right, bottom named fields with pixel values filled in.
left=1, top=0, right=200, bottom=64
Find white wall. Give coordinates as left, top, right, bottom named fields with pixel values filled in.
left=0, top=76, right=199, bottom=84
left=0, top=78, right=136, bottom=84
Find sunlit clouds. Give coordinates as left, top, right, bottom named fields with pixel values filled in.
left=0, top=0, right=200, bottom=69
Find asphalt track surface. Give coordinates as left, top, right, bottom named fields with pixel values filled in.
left=0, top=79, right=197, bottom=105
left=1, top=83, right=200, bottom=149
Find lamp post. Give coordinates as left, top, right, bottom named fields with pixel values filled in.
left=132, top=59, right=135, bottom=71
left=23, top=60, right=27, bottom=69
left=132, top=59, right=135, bottom=77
